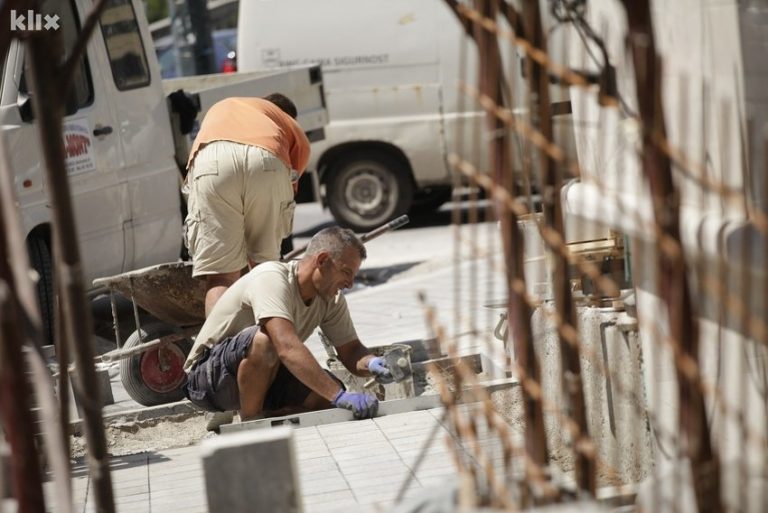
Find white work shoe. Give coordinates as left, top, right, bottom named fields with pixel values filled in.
left=205, top=411, right=234, bottom=432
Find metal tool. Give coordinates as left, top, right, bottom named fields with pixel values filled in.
left=364, top=346, right=413, bottom=388
left=281, top=214, right=410, bottom=261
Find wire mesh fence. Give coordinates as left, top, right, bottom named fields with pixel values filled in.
left=418, top=1, right=768, bottom=511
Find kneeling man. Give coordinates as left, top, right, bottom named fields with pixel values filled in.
left=183, top=227, right=392, bottom=425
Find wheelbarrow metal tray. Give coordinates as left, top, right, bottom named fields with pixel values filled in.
left=93, top=261, right=205, bottom=327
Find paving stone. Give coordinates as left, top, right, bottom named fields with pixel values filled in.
left=109, top=474, right=148, bottom=487
left=296, top=446, right=333, bottom=460
left=112, top=484, right=149, bottom=497
left=114, top=498, right=149, bottom=510
left=147, top=469, right=203, bottom=489
left=114, top=506, right=151, bottom=513
left=148, top=482, right=205, bottom=498
left=319, top=432, right=389, bottom=449
left=299, top=467, right=344, bottom=481
left=343, top=464, right=412, bottom=480
left=300, top=476, right=351, bottom=496
left=398, top=448, right=452, bottom=464
left=417, top=475, right=456, bottom=488
left=302, top=488, right=357, bottom=505
left=297, top=456, right=340, bottom=473
left=201, top=426, right=301, bottom=513
left=316, top=420, right=378, bottom=436
left=346, top=471, right=414, bottom=489
left=334, top=453, right=408, bottom=470
left=146, top=455, right=201, bottom=470
left=304, top=497, right=359, bottom=513
left=374, top=410, right=437, bottom=426
left=329, top=442, right=396, bottom=460
left=148, top=475, right=205, bottom=493
left=354, top=488, right=402, bottom=504
left=385, top=436, right=444, bottom=453
left=380, top=422, right=444, bottom=435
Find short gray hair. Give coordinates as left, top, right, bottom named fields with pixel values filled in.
left=305, top=227, right=366, bottom=261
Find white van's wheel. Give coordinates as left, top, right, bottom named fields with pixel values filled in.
left=120, top=323, right=192, bottom=406
left=326, top=151, right=413, bottom=232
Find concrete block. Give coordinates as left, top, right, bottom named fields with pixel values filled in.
left=201, top=426, right=303, bottom=513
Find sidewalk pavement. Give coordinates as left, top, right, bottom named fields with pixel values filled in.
left=52, top=404, right=518, bottom=513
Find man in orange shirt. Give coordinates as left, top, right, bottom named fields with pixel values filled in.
left=185, top=93, right=311, bottom=315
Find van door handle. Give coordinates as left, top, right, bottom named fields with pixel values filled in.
left=93, top=125, right=113, bottom=137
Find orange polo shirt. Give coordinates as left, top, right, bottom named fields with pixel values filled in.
left=187, top=97, right=310, bottom=178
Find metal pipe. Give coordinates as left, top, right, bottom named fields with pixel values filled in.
left=281, top=215, right=410, bottom=261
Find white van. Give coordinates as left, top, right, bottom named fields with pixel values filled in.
left=3, top=0, right=326, bottom=343
left=237, top=0, right=510, bottom=231
left=237, top=0, right=577, bottom=231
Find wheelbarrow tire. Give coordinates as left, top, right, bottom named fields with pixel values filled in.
left=120, top=323, right=192, bottom=406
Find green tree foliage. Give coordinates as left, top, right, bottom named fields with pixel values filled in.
left=144, top=0, right=168, bottom=23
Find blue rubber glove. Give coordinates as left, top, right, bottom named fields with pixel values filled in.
left=367, top=356, right=394, bottom=384
left=332, top=390, right=379, bottom=419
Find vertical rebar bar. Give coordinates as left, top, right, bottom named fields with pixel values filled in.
left=621, top=1, right=721, bottom=511
left=26, top=29, right=115, bottom=513
left=521, top=0, right=595, bottom=496
left=473, top=1, right=549, bottom=502
left=0, top=278, right=46, bottom=513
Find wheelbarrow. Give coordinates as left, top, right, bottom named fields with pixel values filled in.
left=93, top=261, right=205, bottom=406
left=92, top=215, right=410, bottom=407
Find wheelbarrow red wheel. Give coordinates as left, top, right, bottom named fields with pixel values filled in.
left=119, top=323, right=192, bottom=406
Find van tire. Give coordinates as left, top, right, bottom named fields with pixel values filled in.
left=120, top=323, right=192, bottom=406
left=326, top=151, right=413, bottom=232
left=27, top=236, right=54, bottom=346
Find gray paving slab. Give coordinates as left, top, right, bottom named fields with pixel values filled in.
left=65, top=408, right=461, bottom=513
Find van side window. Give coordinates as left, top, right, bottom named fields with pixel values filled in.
left=99, top=0, right=151, bottom=90
left=19, top=0, right=94, bottom=109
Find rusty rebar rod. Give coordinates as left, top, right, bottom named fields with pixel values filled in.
left=621, top=1, right=721, bottom=511
left=0, top=275, right=46, bottom=513
left=26, top=24, right=115, bottom=513
left=520, top=0, right=596, bottom=496
left=473, top=0, right=550, bottom=502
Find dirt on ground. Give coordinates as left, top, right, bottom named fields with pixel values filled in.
left=71, top=412, right=214, bottom=459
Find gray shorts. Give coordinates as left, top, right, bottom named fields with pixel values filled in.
left=183, top=326, right=337, bottom=412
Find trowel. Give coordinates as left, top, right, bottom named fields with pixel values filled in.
left=364, top=346, right=413, bottom=388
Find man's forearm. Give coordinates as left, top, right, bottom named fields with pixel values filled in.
left=278, top=344, right=341, bottom=401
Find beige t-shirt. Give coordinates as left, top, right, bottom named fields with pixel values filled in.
left=184, top=261, right=357, bottom=371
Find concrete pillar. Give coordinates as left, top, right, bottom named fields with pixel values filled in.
left=201, top=426, right=303, bottom=513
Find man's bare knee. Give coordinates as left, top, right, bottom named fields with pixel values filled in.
left=242, top=331, right=279, bottom=370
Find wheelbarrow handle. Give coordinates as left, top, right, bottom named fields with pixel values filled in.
left=281, top=215, right=409, bottom=261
